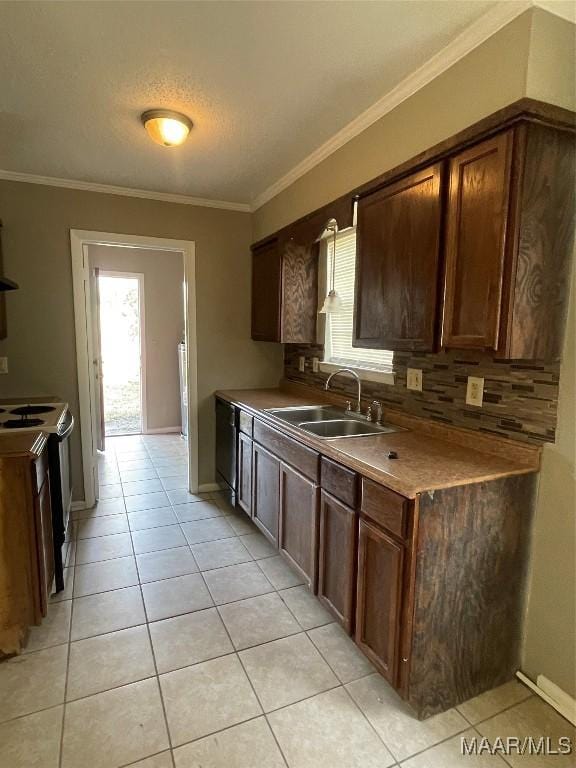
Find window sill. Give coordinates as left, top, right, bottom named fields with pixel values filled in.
left=319, top=361, right=395, bottom=385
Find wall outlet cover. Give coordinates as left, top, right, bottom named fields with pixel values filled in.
left=0, top=357, right=7, bottom=375
left=407, top=367, right=423, bottom=392
left=298, top=355, right=306, bottom=373
left=466, top=376, right=485, bottom=407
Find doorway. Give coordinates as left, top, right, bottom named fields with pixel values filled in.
left=71, top=230, right=199, bottom=509
left=97, top=271, right=145, bottom=438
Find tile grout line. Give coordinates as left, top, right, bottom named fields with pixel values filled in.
left=57, top=514, right=78, bottom=768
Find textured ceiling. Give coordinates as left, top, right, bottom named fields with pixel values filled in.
left=0, top=0, right=507, bottom=204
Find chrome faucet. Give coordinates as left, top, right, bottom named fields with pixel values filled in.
left=325, top=368, right=362, bottom=414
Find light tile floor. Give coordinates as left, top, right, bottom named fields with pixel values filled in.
left=1, top=433, right=573, bottom=768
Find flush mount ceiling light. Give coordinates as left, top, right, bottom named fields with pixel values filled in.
left=141, top=109, right=192, bottom=147
left=319, top=218, right=343, bottom=314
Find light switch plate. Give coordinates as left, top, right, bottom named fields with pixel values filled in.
left=312, top=357, right=319, bottom=373
left=0, top=357, right=7, bottom=375
left=407, top=368, right=423, bottom=392
left=466, top=376, right=484, bottom=407
left=298, top=356, right=306, bottom=373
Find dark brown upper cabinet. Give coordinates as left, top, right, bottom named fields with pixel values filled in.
left=442, top=131, right=513, bottom=351
left=354, top=164, right=443, bottom=352
left=251, top=237, right=318, bottom=343
left=442, top=124, right=576, bottom=359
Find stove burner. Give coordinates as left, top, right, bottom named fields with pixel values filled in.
left=3, top=418, right=45, bottom=429
left=10, top=405, right=56, bottom=416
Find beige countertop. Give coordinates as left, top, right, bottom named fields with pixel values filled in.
left=215, top=387, right=540, bottom=498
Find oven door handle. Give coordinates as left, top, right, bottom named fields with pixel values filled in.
left=57, top=412, right=75, bottom=441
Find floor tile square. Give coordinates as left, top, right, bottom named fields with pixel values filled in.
left=24, top=599, right=72, bottom=652
left=0, top=644, right=67, bottom=722
left=308, top=622, right=374, bottom=682
left=75, top=514, right=129, bottom=539
left=122, top=478, right=164, bottom=496
left=125, top=491, right=170, bottom=513
left=160, top=654, right=261, bottom=746
left=211, top=491, right=236, bottom=514
left=142, top=572, right=213, bottom=621
left=268, top=686, right=395, bottom=768
left=219, top=592, right=300, bottom=650
left=74, top=555, right=139, bottom=597
left=0, top=705, right=63, bottom=768
left=191, top=537, right=252, bottom=570
left=128, top=506, right=178, bottom=531
left=240, top=531, right=277, bottom=560
left=156, top=463, right=189, bottom=478
left=67, top=625, right=155, bottom=700
left=131, top=523, right=187, bottom=554
left=257, top=555, right=305, bottom=589
left=149, top=607, right=233, bottom=673
left=75, top=532, right=133, bottom=564
left=174, top=500, right=225, bottom=523
left=226, top=511, right=256, bottom=535
left=71, top=585, right=146, bottom=640
left=476, top=696, right=576, bottom=768
left=130, top=753, right=174, bottom=768
left=346, top=673, right=468, bottom=761
left=173, top=717, right=285, bottom=768
left=98, top=483, right=123, bottom=500
left=457, top=679, right=532, bottom=724
left=61, top=678, right=169, bottom=768
left=120, top=467, right=159, bottom=482
left=401, top=728, right=508, bottom=768
left=167, top=489, right=212, bottom=505
left=116, top=458, right=153, bottom=471
left=136, top=546, right=198, bottom=583
left=239, top=632, right=338, bottom=712
left=159, top=474, right=188, bottom=491
left=203, top=561, right=274, bottom=605
left=180, top=517, right=235, bottom=545
left=77, top=497, right=126, bottom=518
left=278, top=585, right=333, bottom=629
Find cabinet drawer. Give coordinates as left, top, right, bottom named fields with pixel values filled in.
left=361, top=478, right=408, bottom=539
left=320, top=457, right=357, bottom=508
left=253, top=420, right=319, bottom=481
left=239, top=410, right=253, bottom=436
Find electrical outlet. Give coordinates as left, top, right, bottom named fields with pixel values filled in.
left=466, top=376, right=484, bottom=407
left=0, top=357, right=7, bottom=375
left=312, top=357, right=319, bottom=373
left=298, top=356, right=306, bottom=373
left=406, top=367, right=422, bottom=392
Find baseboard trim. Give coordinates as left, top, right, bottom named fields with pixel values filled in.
left=198, top=482, right=225, bottom=493
left=71, top=500, right=88, bottom=512
left=144, top=427, right=182, bottom=435
left=516, top=671, right=576, bottom=725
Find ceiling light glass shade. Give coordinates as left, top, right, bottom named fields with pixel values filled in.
left=319, top=289, right=343, bottom=314
left=141, top=109, right=192, bottom=147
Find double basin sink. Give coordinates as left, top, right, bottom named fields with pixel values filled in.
left=265, top=405, right=402, bottom=439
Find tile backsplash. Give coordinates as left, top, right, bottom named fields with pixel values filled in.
left=284, top=344, right=560, bottom=444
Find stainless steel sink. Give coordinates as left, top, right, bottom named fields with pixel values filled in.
left=298, top=419, right=397, bottom=438
left=265, top=405, right=402, bottom=439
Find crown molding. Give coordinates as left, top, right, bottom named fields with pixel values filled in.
left=0, top=169, right=251, bottom=213
left=251, top=0, right=533, bottom=211
left=533, top=0, right=576, bottom=24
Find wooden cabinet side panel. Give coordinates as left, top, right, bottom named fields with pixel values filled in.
left=408, top=474, right=537, bottom=718
left=442, top=131, right=513, bottom=350
left=281, top=241, right=319, bottom=343
left=318, top=490, right=357, bottom=633
left=354, top=164, right=443, bottom=351
left=279, top=463, right=319, bottom=589
left=506, top=124, right=576, bottom=360
left=251, top=443, right=280, bottom=545
left=251, top=240, right=282, bottom=341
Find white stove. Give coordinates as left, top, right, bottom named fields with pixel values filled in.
left=0, top=402, right=69, bottom=434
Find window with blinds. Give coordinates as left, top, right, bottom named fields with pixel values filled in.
left=324, top=229, right=393, bottom=371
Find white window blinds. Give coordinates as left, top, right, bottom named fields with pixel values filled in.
left=325, top=229, right=393, bottom=371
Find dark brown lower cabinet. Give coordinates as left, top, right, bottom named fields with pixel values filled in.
left=237, top=431, right=252, bottom=516
left=355, top=517, right=404, bottom=686
left=317, top=490, right=357, bottom=634
left=251, top=442, right=280, bottom=545
left=279, top=462, right=319, bottom=589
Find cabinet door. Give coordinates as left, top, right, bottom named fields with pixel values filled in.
left=281, top=241, right=319, bottom=343
left=354, top=164, right=443, bottom=351
left=251, top=239, right=282, bottom=341
left=317, top=490, right=357, bottom=634
left=279, top=462, right=319, bottom=589
left=442, top=131, right=513, bottom=350
left=252, top=443, right=280, bottom=545
left=356, top=518, right=404, bottom=685
left=237, top=432, right=253, bottom=517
